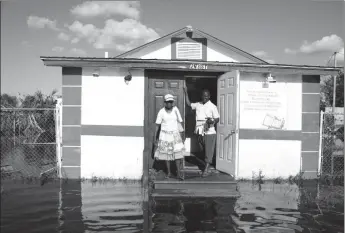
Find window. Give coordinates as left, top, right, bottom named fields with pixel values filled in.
left=176, top=41, right=202, bottom=60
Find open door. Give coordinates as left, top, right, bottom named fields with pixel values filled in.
left=147, top=71, right=185, bottom=170
left=216, top=71, right=238, bottom=176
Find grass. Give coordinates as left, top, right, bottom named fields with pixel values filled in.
left=239, top=170, right=344, bottom=214
left=1, top=173, right=142, bottom=186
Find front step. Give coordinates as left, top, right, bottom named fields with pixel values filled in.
left=154, top=180, right=238, bottom=190
left=181, top=166, right=218, bottom=173
left=152, top=189, right=240, bottom=198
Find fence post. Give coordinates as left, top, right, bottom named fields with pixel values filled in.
left=331, top=113, right=335, bottom=177
left=318, top=111, right=324, bottom=177
left=13, top=111, right=16, bottom=146
left=55, top=99, right=62, bottom=178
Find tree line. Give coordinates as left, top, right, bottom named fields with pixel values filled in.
left=1, top=90, right=60, bottom=108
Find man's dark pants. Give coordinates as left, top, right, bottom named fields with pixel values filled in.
left=197, top=134, right=217, bottom=165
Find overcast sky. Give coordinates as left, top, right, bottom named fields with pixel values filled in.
left=1, top=0, right=344, bottom=95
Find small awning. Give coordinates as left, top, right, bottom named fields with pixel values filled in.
left=40, top=56, right=342, bottom=75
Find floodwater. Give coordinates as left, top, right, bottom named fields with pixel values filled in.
left=1, top=180, right=343, bottom=233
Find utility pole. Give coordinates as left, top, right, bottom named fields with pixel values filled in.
left=331, top=52, right=337, bottom=178
left=332, top=52, right=337, bottom=113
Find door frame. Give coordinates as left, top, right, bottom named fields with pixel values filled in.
left=143, top=69, right=240, bottom=179
left=234, top=70, right=240, bottom=178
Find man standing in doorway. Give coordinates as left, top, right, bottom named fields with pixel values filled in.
left=183, top=84, right=220, bottom=177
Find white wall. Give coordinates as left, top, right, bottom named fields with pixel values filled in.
left=239, top=74, right=302, bottom=130
left=120, top=39, right=171, bottom=59
left=207, top=41, right=258, bottom=63
left=81, top=135, right=143, bottom=179
left=82, top=68, right=145, bottom=126
left=141, top=43, right=171, bottom=59
left=120, top=37, right=258, bottom=63
left=238, top=140, right=301, bottom=179
left=237, top=73, right=302, bottom=179
left=81, top=67, right=145, bottom=179
left=207, top=41, right=238, bottom=62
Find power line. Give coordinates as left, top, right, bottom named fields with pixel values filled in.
left=326, top=53, right=335, bottom=66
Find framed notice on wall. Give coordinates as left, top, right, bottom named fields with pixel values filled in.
left=239, top=81, right=288, bottom=130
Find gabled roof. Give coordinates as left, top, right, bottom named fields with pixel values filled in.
left=116, top=26, right=269, bottom=64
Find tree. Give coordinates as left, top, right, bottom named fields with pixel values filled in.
left=20, top=89, right=58, bottom=108
left=321, top=72, right=344, bottom=110
left=0, top=94, right=19, bottom=108
left=0, top=90, right=59, bottom=139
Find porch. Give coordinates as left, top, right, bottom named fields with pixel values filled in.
left=150, top=154, right=239, bottom=198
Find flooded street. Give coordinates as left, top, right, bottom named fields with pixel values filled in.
left=1, top=180, right=343, bottom=233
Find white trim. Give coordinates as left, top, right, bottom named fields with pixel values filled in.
left=63, top=105, right=82, bottom=107
left=318, top=111, right=324, bottom=176
left=62, top=145, right=81, bottom=148
left=301, top=151, right=319, bottom=153
left=303, top=170, right=317, bottom=173
left=302, top=132, right=319, bottom=134
left=62, top=166, right=81, bottom=168
left=62, top=85, right=82, bottom=87
left=62, top=125, right=81, bottom=127
left=302, top=112, right=319, bottom=114
left=235, top=70, right=240, bottom=179
left=302, top=93, right=320, bottom=95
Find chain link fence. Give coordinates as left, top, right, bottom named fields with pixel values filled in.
left=320, top=111, right=344, bottom=186
left=1, top=108, right=60, bottom=180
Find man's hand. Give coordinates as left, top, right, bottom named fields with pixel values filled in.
left=206, top=118, right=214, bottom=125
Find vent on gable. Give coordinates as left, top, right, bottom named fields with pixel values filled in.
left=176, top=41, right=202, bottom=60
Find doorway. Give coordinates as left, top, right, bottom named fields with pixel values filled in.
left=184, top=75, right=218, bottom=169
left=145, top=70, right=238, bottom=178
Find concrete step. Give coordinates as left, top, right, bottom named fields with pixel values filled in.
left=182, top=166, right=218, bottom=173
left=151, top=189, right=240, bottom=198
left=154, top=180, right=238, bottom=190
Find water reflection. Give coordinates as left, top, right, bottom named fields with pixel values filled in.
left=151, top=198, right=238, bottom=232
left=1, top=180, right=343, bottom=233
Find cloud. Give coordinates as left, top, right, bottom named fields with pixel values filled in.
left=27, top=16, right=58, bottom=30
left=252, top=50, right=268, bottom=58
left=71, top=38, right=80, bottom=44
left=285, top=34, right=344, bottom=55
left=70, top=48, right=87, bottom=56
left=66, top=18, right=159, bottom=52
left=70, top=1, right=140, bottom=19
left=58, top=32, right=70, bottom=41
left=284, top=48, right=297, bottom=55
left=67, top=21, right=100, bottom=42
left=52, top=46, right=64, bottom=52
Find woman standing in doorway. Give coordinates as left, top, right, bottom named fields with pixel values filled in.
left=154, top=94, right=185, bottom=180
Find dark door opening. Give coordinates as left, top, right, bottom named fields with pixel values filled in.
left=184, top=76, right=218, bottom=168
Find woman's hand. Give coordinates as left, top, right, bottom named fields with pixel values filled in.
left=154, top=139, right=158, bottom=148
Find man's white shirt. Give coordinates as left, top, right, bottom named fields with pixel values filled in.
left=191, top=101, right=220, bottom=135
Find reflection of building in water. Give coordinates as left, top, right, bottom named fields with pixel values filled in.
left=150, top=198, right=237, bottom=232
